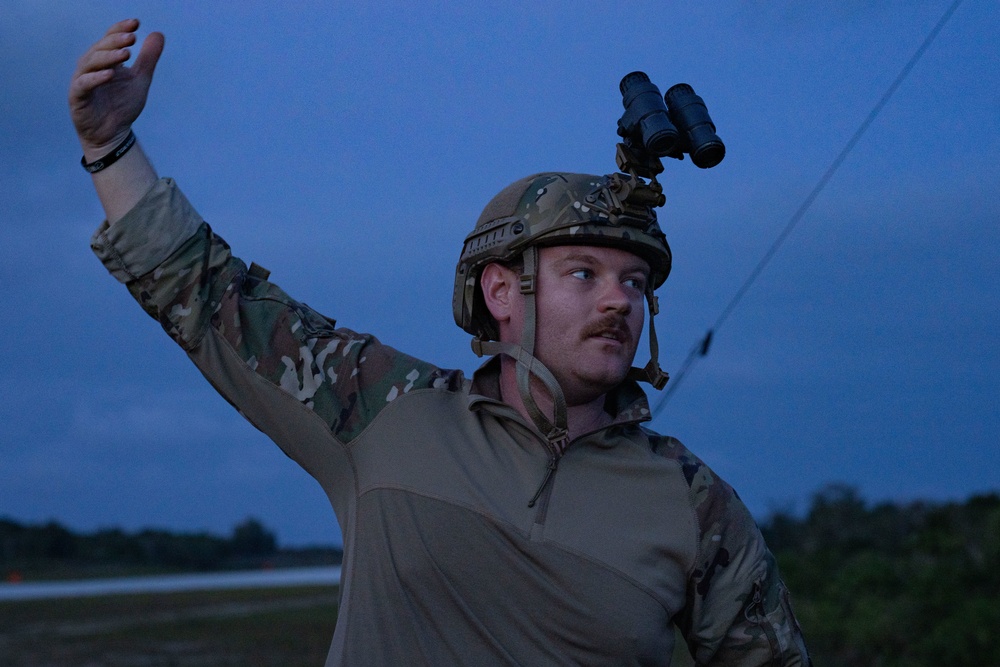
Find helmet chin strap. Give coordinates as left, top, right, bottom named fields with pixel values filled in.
left=626, top=290, right=670, bottom=390
left=472, top=246, right=569, bottom=454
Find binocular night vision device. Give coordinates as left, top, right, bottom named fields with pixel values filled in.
left=617, top=71, right=725, bottom=174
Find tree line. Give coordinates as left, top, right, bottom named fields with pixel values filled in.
left=762, top=484, right=1000, bottom=667
left=0, top=517, right=340, bottom=578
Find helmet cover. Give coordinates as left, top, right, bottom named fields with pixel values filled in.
left=453, top=172, right=672, bottom=340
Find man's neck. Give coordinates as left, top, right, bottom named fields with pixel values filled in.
left=497, top=356, right=613, bottom=442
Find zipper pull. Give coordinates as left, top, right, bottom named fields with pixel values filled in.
left=528, top=455, right=560, bottom=508
left=527, top=428, right=568, bottom=508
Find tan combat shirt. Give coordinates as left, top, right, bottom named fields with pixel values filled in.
left=91, top=178, right=810, bottom=666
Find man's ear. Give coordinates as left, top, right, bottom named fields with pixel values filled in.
left=480, top=262, right=517, bottom=326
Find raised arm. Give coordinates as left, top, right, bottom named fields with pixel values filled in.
left=69, top=18, right=163, bottom=223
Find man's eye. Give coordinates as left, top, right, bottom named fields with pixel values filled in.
left=624, top=277, right=646, bottom=290
left=571, top=269, right=593, bottom=280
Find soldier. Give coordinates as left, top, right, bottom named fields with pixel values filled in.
left=72, top=18, right=810, bottom=666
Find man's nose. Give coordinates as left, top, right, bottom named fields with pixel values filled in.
left=598, top=279, right=632, bottom=314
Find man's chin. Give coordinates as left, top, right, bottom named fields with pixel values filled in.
left=563, top=367, right=631, bottom=403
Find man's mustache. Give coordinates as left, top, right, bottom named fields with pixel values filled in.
left=579, top=315, right=632, bottom=345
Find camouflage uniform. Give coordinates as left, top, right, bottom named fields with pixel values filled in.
left=91, top=178, right=810, bottom=666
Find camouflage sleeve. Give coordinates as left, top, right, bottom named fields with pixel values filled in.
left=674, top=449, right=811, bottom=666
left=90, top=178, right=462, bottom=477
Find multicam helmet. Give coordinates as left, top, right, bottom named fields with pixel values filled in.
left=453, top=172, right=672, bottom=342
left=453, top=172, right=673, bottom=450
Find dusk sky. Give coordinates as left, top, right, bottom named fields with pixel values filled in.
left=2, top=1, right=997, bottom=546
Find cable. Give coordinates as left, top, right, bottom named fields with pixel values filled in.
left=651, top=0, right=964, bottom=418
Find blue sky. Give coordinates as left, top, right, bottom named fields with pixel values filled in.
left=2, top=1, right=997, bottom=546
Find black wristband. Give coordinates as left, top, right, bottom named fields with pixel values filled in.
left=81, top=130, right=136, bottom=174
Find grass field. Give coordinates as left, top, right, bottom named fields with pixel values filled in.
left=0, top=585, right=338, bottom=666
left=1, top=585, right=697, bottom=665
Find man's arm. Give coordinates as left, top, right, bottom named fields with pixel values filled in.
left=701, top=551, right=811, bottom=666
left=69, top=18, right=162, bottom=222
left=669, top=451, right=811, bottom=666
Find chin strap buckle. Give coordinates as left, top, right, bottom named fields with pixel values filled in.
left=647, top=365, right=670, bottom=391
left=547, top=427, right=570, bottom=456
left=627, top=359, right=669, bottom=390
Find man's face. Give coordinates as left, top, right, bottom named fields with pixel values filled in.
left=506, top=245, right=649, bottom=405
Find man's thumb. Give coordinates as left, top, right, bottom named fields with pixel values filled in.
left=133, top=31, right=165, bottom=79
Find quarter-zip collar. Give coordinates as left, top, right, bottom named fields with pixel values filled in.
left=466, top=356, right=654, bottom=438
left=467, top=356, right=657, bottom=519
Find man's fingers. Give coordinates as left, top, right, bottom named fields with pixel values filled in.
left=100, top=30, right=137, bottom=51
left=76, top=46, right=131, bottom=77
left=75, top=27, right=161, bottom=81
left=103, top=18, right=140, bottom=38
left=75, top=29, right=134, bottom=73
left=75, top=20, right=137, bottom=71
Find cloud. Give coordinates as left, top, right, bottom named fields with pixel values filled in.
left=70, top=389, right=236, bottom=445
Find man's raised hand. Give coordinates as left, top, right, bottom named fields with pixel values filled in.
left=69, top=19, right=164, bottom=161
